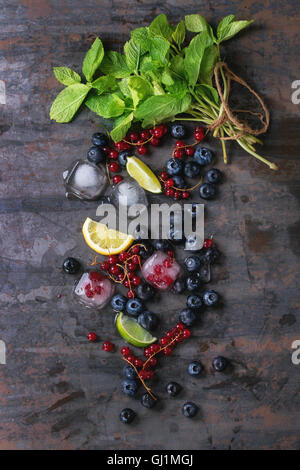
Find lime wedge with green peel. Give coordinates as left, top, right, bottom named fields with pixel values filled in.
left=126, top=156, right=162, bottom=193
left=116, top=312, right=157, bottom=348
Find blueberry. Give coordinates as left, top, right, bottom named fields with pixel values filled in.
left=186, top=273, right=201, bottom=291
left=194, top=147, right=213, bottom=166
left=141, top=392, right=158, bottom=408
left=154, top=239, right=172, bottom=252
left=118, top=150, right=132, bottom=167
left=184, top=255, right=201, bottom=272
left=186, top=294, right=202, bottom=310
left=203, top=290, right=219, bottom=306
left=137, top=282, right=155, bottom=301
left=185, top=234, right=202, bottom=252
left=166, top=158, right=184, bottom=176
left=126, top=298, right=143, bottom=316
left=172, top=277, right=186, bottom=294
left=166, top=381, right=182, bottom=397
left=122, top=379, right=138, bottom=397
left=179, top=308, right=196, bottom=326
left=212, top=356, right=228, bottom=372
left=206, top=168, right=222, bottom=184
left=170, top=124, right=186, bottom=139
left=182, top=402, right=198, bottom=418
left=204, top=247, right=221, bottom=264
left=92, top=132, right=108, bottom=147
left=123, top=365, right=137, bottom=380
left=139, top=241, right=154, bottom=259
left=87, top=146, right=106, bottom=165
left=111, top=294, right=127, bottom=311
left=138, top=311, right=159, bottom=331
left=170, top=228, right=185, bottom=245
left=172, top=175, right=186, bottom=189
left=184, top=161, right=201, bottom=178
left=62, top=257, right=81, bottom=274
left=119, top=408, right=136, bottom=424
left=199, top=182, right=217, bottom=200
left=188, top=361, right=203, bottom=376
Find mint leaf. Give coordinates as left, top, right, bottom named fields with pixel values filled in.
left=85, top=93, right=125, bottom=118
left=172, top=21, right=185, bottom=47
left=166, top=79, right=188, bottom=98
left=217, top=19, right=253, bottom=43
left=124, top=39, right=140, bottom=72
left=100, top=51, right=131, bottom=78
left=110, top=112, right=134, bottom=142
left=185, top=14, right=209, bottom=33
left=161, top=68, right=174, bottom=87
left=217, top=14, right=235, bottom=38
left=135, top=94, right=191, bottom=127
left=131, top=27, right=151, bottom=54
left=198, top=45, right=218, bottom=85
left=91, top=75, right=116, bottom=94
left=184, top=32, right=207, bottom=86
left=128, top=76, right=152, bottom=108
left=53, top=67, right=81, bottom=86
left=170, top=55, right=185, bottom=79
left=149, top=37, right=170, bottom=64
left=50, top=83, right=89, bottom=122
left=82, top=38, right=104, bottom=82
left=148, top=14, right=173, bottom=41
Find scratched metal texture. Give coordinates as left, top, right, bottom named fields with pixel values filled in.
left=0, top=0, right=299, bottom=450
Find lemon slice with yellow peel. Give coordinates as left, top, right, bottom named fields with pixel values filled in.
left=126, top=156, right=162, bottom=193
left=116, top=312, right=157, bottom=348
left=82, top=217, right=134, bottom=255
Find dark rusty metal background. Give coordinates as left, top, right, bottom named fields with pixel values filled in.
left=0, top=0, right=299, bottom=450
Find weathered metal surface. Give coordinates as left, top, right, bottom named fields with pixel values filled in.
left=0, top=0, right=299, bottom=450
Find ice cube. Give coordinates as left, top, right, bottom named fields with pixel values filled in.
left=74, top=271, right=114, bottom=309
left=110, top=178, right=148, bottom=218
left=141, top=251, right=181, bottom=290
left=63, top=159, right=107, bottom=200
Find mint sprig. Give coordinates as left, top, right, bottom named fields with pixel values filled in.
left=50, top=14, right=276, bottom=169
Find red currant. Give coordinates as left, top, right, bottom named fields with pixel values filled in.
left=148, top=357, right=157, bottom=367
left=165, top=178, right=174, bottom=188
left=109, top=149, right=118, bottom=160
left=174, top=149, right=184, bottom=159
left=194, top=127, right=205, bottom=141
left=87, top=332, right=97, bottom=342
left=109, top=265, right=120, bottom=275
left=100, top=261, right=109, bottom=271
left=175, top=140, right=185, bottom=148
left=130, top=245, right=140, bottom=255
left=126, top=354, right=135, bottom=364
left=167, top=250, right=174, bottom=258
left=163, top=346, right=173, bottom=356
left=131, top=275, right=141, bottom=286
left=176, top=323, right=185, bottom=330
left=139, top=370, right=148, bottom=379
left=102, top=341, right=114, bottom=352
left=140, top=129, right=150, bottom=140
left=150, top=344, right=161, bottom=353
left=94, top=285, right=102, bottom=295
left=127, top=290, right=135, bottom=299
left=154, top=127, right=164, bottom=138
left=174, top=191, right=182, bottom=199
left=163, top=258, right=171, bottom=268
left=134, top=358, right=143, bottom=368
left=129, top=132, right=139, bottom=142
left=144, top=347, right=151, bottom=357
left=115, top=141, right=124, bottom=150
left=89, top=271, right=103, bottom=281
left=160, top=171, right=168, bottom=181
left=102, top=146, right=111, bottom=155
left=109, top=162, right=119, bottom=173
left=165, top=188, right=175, bottom=197
left=150, top=137, right=160, bottom=146
left=138, top=145, right=147, bottom=155
left=121, top=347, right=131, bottom=357
left=145, top=370, right=154, bottom=380
left=118, top=252, right=129, bottom=262
left=182, top=191, right=190, bottom=199
left=131, top=255, right=140, bottom=265
left=185, top=147, right=195, bottom=156
left=160, top=337, right=168, bottom=346
left=113, top=175, right=123, bottom=185
left=203, top=238, right=213, bottom=249
left=108, top=255, right=118, bottom=265
left=183, top=329, right=191, bottom=339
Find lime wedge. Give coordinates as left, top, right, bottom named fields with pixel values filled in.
left=126, top=156, right=162, bottom=193
left=116, top=312, right=157, bottom=348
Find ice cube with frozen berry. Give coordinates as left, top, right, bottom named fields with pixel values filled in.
left=74, top=271, right=114, bottom=309
left=141, top=251, right=181, bottom=290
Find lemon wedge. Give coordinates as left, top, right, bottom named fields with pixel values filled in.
left=82, top=217, right=134, bottom=255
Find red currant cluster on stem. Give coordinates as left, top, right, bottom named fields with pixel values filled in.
left=125, top=124, right=168, bottom=155
left=98, top=244, right=144, bottom=299
left=121, top=322, right=191, bottom=400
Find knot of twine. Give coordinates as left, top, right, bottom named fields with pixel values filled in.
left=208, top=62, right=270, bottom=141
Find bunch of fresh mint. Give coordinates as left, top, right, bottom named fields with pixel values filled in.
left=50, top=14, right=276, bottom=169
